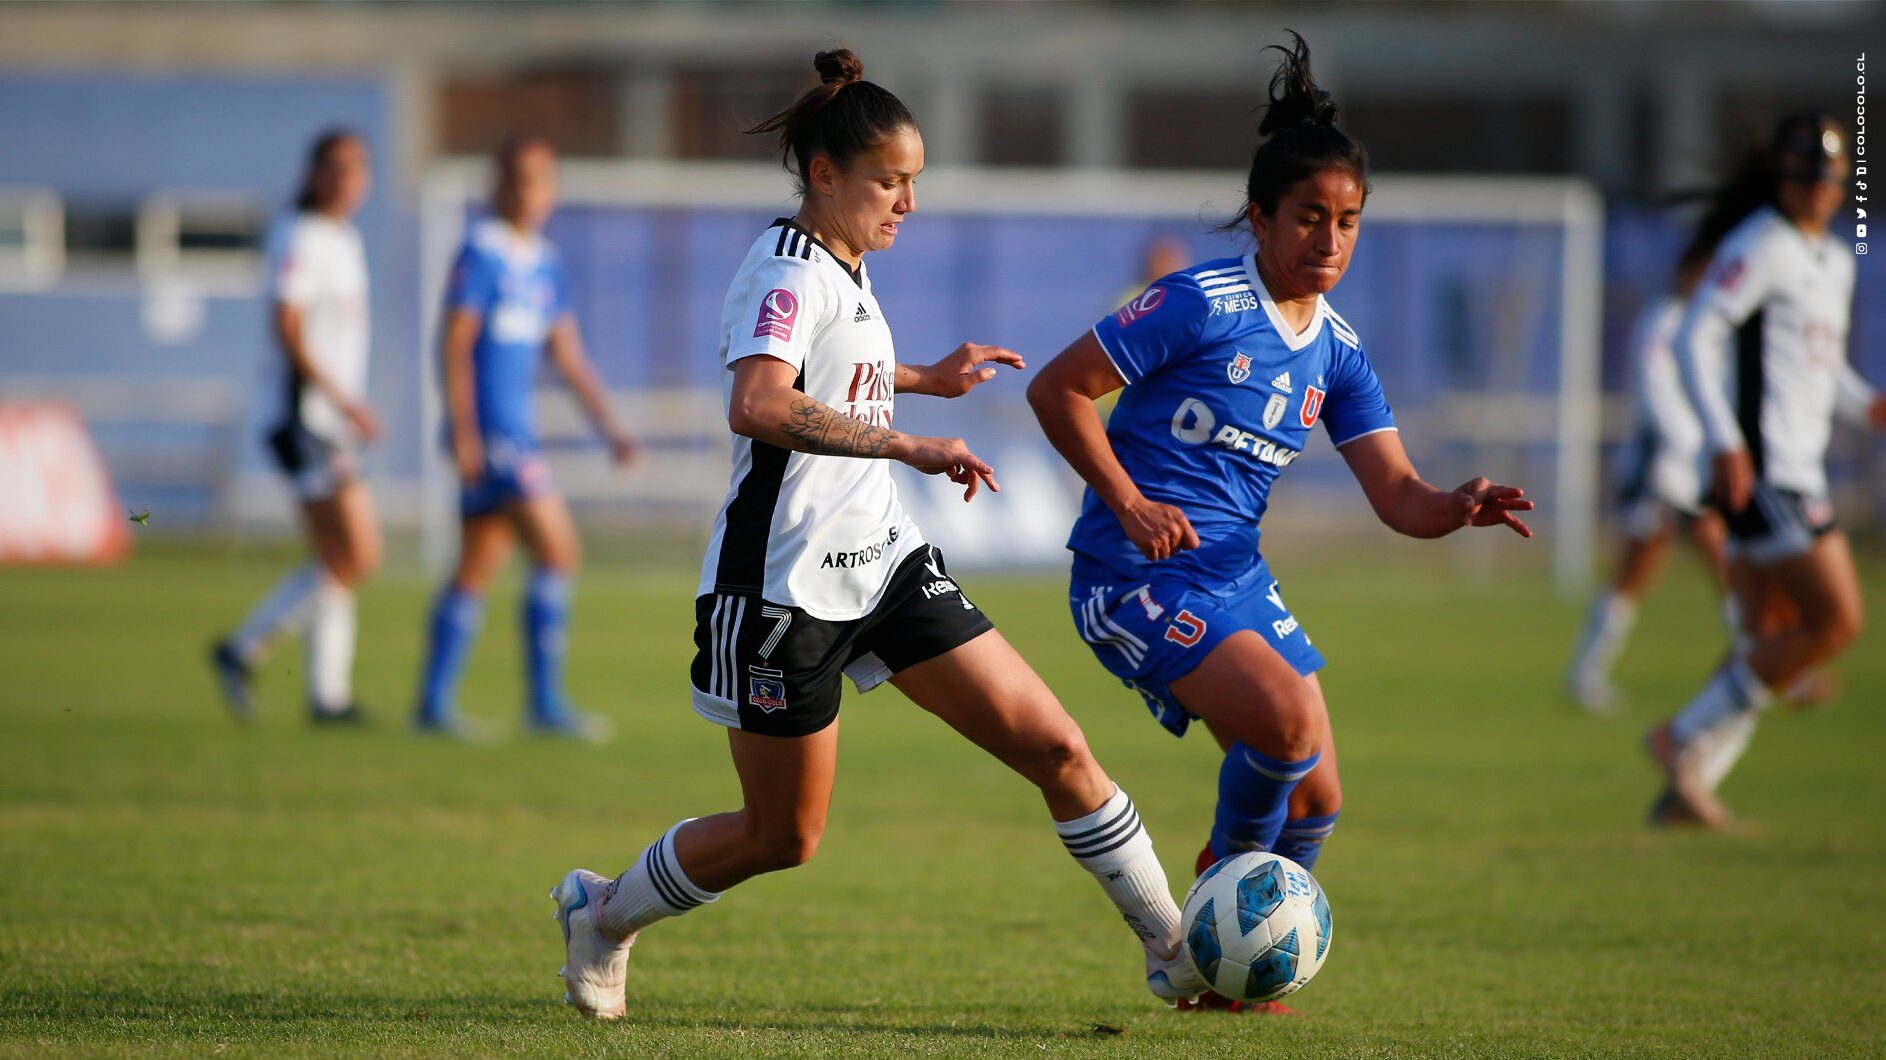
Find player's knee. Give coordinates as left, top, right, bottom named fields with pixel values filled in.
left=1264, top=692, right=1323, bottom=761
left=1813, top=595, right=1863, bottom=654
left=749, top=821, right=824, bottom=872
left=1024, top=727, right=1097, bottom=794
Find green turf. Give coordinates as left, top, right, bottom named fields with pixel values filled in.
left=3, top=539, right=1883, bottom=1057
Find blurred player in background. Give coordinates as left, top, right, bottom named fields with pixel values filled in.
left=549, top=50, right=1213, bottom=1021
left=212, top=130, right=379, bottom=725
left=1028, top=34, right=1533, bottom=1012
left=1566, top=236, right=1734, bottom=714
left=1648, top=112, right=1886, bottom=827
left=412, top=138, right=635, bottom=741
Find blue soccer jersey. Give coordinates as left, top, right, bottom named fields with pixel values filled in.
left=1067, top=253, right=1397, bottom=587
left=445, top=219, right=572, bottom=448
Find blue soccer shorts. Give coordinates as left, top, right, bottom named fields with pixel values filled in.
left=460, top=437, right=553, bottom=519
left=1068, top=557, right=1324, bottom=738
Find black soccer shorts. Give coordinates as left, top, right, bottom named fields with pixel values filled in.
left=688, top=544, right=994, bottom=737
left=1716, top=484, right=1836, bottom=564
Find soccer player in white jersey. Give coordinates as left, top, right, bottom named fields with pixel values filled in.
left=1028, top=35, right=1534, bottom=1013
left=549, top=50, right=1210, bottom=1019
left=412, top=138, right=634, bottom=742
left=212, top=130, right=380, bottom=724
left=1649, top=112, right=1886, bottom=827
left=1567, top=239, right=1734, bottom=714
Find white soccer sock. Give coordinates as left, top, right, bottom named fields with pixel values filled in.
left=306, top=577, right=356, bottom=713
left=1697, top=709, right=1759, bottom=792
left=599, top=820, right=722, bottom=940
left=1720, top=594, right=1744, bottom=637
left=1054, top=785, right=1183, bottom=958
left=1571, top=591, right=1636, bottom=682
left=1670, top=658, right=1772, bottom=747
left=230, top=562, right=323, bottom=661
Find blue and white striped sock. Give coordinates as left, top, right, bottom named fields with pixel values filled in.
left=1273, top=811, right=1340, bottom=872
left=598, top=820, right=721, bottom=939
left=1056, top=785, right=1183, bottom=956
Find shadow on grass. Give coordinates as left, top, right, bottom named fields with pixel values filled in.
left=1, top=987, right=1085, bottom=1044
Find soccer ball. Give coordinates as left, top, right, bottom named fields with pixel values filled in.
left=1180, top=851, right=1332, bottom=1002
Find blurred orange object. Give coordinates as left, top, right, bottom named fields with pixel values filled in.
left=0, top=402, right=132, bottom=565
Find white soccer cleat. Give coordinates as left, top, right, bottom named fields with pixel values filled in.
left=1145, top=944, right=1211, bottom=1004
left=550, top=868, right=634, bottom=1019
left=1567, top=667, right=1620, bottom=715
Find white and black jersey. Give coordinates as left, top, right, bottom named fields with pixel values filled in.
left=263, top=212, right=370, bottom=446
left=697, top=219, right=926, bottom=622
left=1617, top=294, right=1707, bottom=515
left=1676, top=206, right=1873, bottom=500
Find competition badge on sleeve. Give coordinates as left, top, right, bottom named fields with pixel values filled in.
left=754, top=289, right=800, bottom=341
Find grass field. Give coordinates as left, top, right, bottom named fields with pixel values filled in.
left=3, top=539, right=1884, bottom=1057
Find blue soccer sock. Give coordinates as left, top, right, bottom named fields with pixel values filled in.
left=1273, top=811, right=1340, bottom=872
left=418, top=587, right=485, bottom=722
left=524, top=569, right=572, bottom=721
left=1211, top=743, right=1321, bottom=859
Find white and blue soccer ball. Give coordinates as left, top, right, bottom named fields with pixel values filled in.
left=1180, top=850, right=1333, bottom=1002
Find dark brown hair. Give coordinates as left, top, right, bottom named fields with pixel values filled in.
left=294, top=128, right=364, bottom=212
left=748, top=49, right=917, bottom=194
left=1229, top=32, right=1370, bottom=224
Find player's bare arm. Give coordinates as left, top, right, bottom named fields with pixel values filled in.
left=730, top=353, right=998, bottom=500
left=895, top=342, right=1026, bottom=398
left=1338, top=430, right=1533, bottom=539
left=440, top=306, right=485, bottom=481
left=547, top=314, right=636, bottom=465
left=275, top=301, right=379, bottom=443
left=1028, top=331, right=1198, bottom=560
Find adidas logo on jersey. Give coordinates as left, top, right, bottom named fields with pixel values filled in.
left=854, top=302, right=873, bottom=323
left=1271, top=371, right=1293, bottom=393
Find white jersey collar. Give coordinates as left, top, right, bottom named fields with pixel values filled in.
left=1245, top=251, right=1326, bottom=351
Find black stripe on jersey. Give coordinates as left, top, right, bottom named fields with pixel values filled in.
left=771, top=217, right=861, bottom=286
left=774, top=225, right=790, bottom=258
left=713, top=370, right=804, bottom=594
left=1735, top=309, right=1766, bottom=479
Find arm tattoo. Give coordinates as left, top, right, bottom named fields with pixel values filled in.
left=780, top=397, right=898, bottom=458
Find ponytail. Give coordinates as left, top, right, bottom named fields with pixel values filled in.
left=748, top=49, right=916, bottom=194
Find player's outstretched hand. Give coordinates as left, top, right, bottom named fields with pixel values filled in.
left=1708, top=450, right=1754, bottom=513
left=346, top=401, right=383, bottom=445
left=1118, top=495, right=1200, bottom=560
left=1866, top=394, right=1886, bottom=431
left=919, top=343, right=1026, bottom=398
left=898, top=435, right=1000, bottom=502
left=608, top=431, right=638, bottom=468
left=1453, top=477, right=1533, bottom=538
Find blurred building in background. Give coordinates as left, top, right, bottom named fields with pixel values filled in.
left=0, top=1, right=1879, bottom=580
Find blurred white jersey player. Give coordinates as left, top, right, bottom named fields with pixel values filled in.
left=1566, top=246, right=1733, bottom=714
left=1647, top=113, right=1886, bottom=827
left=211, top=130, right=383, bottom=725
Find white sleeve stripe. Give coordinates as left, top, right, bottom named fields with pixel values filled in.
left=1331, top=425, right=1398, bottom=448
left=1090, top=325, right=1133, bottom=385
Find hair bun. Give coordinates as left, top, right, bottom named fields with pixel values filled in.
left=814, top=49, right=864, bottom=86
left=1256, top=30, right=1341, bottom=137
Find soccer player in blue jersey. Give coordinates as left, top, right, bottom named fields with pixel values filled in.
left=413, top=138, right=635, bottom=740
left=1029, top=34, right=1534, bottom=1012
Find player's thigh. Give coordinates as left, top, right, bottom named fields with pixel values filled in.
left=510, top=491, right=581, bottom=573
left=1169, top=630, right=1326, bottom=757
left=453, top=512, right=517, bottom=592
left=889, top=629, right=1097, bottom=783
left=725, top=721, right=842, bottom=843
left=1612, top=528, right=1671, bottom=596
left=1765, top=530, right=1864, bottom=644
left=329, top=480, right=382, bottom=577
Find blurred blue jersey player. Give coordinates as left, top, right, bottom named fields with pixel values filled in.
left=1029, top=34, right=1535, bottom=1013
left=414, top=138, right=636, bottom=740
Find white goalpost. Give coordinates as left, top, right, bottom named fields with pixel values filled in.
left=417, top=161, right=1602, bottom=595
